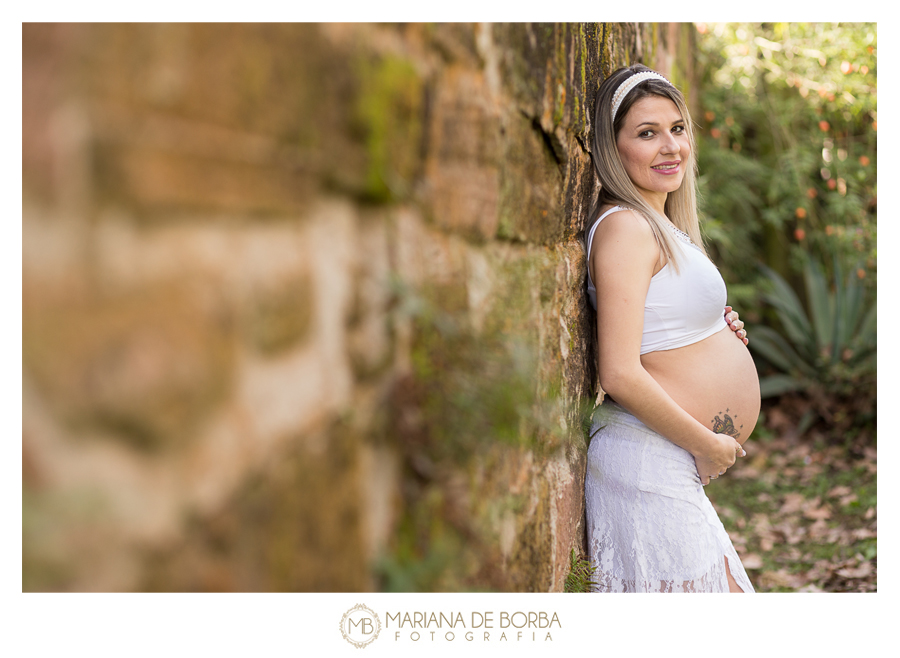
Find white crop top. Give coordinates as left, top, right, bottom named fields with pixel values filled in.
left=586, top=206, right=728, bottom=354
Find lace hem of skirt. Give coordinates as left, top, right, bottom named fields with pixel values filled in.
left=588, top=533, right=754, bottom=593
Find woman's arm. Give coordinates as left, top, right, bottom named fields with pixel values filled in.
left=590, top=210, right=743, bottom=483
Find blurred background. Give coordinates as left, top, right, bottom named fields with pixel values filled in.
left=22, top=22, right=875, bottom=593
left=695, top=23, right=876, bottom=591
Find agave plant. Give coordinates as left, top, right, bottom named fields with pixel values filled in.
left=750, top=256, right=876, bottom=406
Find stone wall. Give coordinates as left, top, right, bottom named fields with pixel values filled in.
left=23, top=22, right=695, bottom=591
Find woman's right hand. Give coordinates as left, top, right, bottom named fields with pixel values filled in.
left=692, top=431, right=746, bottom=486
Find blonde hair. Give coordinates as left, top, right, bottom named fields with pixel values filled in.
left=587, top=64, right=706, bottom=272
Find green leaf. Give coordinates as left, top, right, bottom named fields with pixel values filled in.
left=803, top=257, right=834, bottom=360
left=749, top=325, right=817, bottom=378
left=759, top=374, right=808, bottom=398
left=849, top=303, right=877, bottom=357
left=836, top=260, right=865, bottom=350
left=759, top=265, right=815, bottom=358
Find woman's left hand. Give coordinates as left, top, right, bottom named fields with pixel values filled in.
left=725, top=306, right=749, bottom=345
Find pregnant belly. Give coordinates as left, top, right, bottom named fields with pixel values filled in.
left=640, top=326, right=761, bottom=444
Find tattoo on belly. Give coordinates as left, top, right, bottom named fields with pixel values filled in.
left=712, top=408, right=743, bottom=439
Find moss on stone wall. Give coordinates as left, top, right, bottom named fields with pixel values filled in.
left=353, top=55, right=424, bottom=203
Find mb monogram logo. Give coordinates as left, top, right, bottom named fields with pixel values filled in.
left=339, top=604, right=382, bottom=648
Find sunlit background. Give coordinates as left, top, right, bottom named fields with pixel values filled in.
left=695, top=22, right=876, bottom=591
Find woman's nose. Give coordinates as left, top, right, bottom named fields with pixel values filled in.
left=661, top=133, right=680, bottom=154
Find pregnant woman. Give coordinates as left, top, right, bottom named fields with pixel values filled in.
left=584, top=64, right=760, bottom=593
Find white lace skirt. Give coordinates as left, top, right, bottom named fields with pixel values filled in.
left=585, top=401, right=755, bottom=593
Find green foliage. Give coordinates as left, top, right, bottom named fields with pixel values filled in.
left=752, top=256, right=875, bottom=395
left=750, top=255, right=875, bottom=435
left=696, top=23, right=877, bottom=310
left=563, top=548, right=597, bottom=593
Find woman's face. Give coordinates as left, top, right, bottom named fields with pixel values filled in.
left=615, top=95, right=690, bottom=206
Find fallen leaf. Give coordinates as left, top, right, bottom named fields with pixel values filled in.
left=803, top=497, right=832, bottom=520
left=774, top=522, right=806, bottom=545
left=759, top=471, right=778, bottom=486
left=732, top=466, right=759, bottom=479
left=760, top=569, right=803, bottom=589
left=798, top=583, right=824, bottom=593
left=779, top=492, right=806, bottom=515
left=808, top=519, right=830, bottom=541
left=851, top=528, right=876, bottom=540
left=837, top=561, right=873, bottom=579
left=839, top=493, right=858, bottom=506
left=741, top=553, right=764, bottom=569
left=787, top=445, right=811, bottom=461
left=827, top=485, right=852, bottom=498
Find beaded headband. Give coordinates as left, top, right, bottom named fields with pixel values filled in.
left=611, top=71, right=674, bottom=123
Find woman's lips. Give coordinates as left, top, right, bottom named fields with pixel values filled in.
left=651, top=161, right=681, bottom=175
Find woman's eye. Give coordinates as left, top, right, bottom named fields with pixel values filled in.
left=672, top=125, right=685, bottom=134
left=640, top=130, right=654, bottom=138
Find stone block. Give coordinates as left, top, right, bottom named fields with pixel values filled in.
left=141, top=419, right=370, bottom=592
left=492, top=23, right=557, bottom=118
left=423, top=68, right=502, bottom=241
left=497, top=113, right=564, bottom=245
left=93, top=129, right=315, bottom=217
left=244, top=272, right=316, bottom=355
left=347, top=216, right=394, bottom=380
left=23, top=283, right=234, bottom=451
left=428, top=163, right=500, bottom=242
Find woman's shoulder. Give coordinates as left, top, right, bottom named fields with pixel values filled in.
left=593, top=205, right=654, bottom=239
left=589, top=205, right=662, bottom=277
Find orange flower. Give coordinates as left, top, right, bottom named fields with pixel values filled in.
left=725, top=116, right=735, bottom=126
left=795, top=207, right=807, bottom=219
left=841, top=61, right=852, bottom=74
left=828, top=179, right=837, bottom=190
left=711, top=128, right=721, bottom=138
left=705, top=111, right=715, bottom=122
left=857, top=268, right=866, bottom=279
left=819, top=120, right=830, bottom=132
left=794, top=228, right=806, bottom=241
left=859, top=155, right=870, bottom=166
left=861, top=65, right=869, bottom=75
left=807, top=188, right=818, bottom=199
left=825, top=225, right=835, bottom=236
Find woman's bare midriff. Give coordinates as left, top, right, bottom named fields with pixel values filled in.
left=640, top=325, right=761, bottom=444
